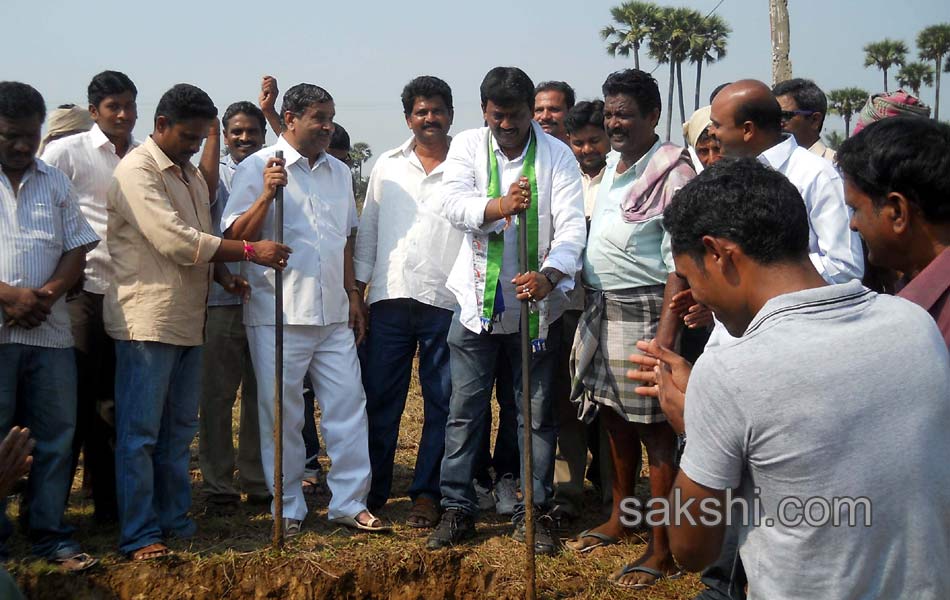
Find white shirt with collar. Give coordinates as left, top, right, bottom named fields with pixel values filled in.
left=440, top=121, right=586, bottom=337
left=706, top=134, right=864, bottom=350
left=222, top=136, right=358, bottom=327
left=41, top=124, right=138, bottom=294
left=758, top=134, right=863, bottom=284
left=353, top=136, right=462, bottom=311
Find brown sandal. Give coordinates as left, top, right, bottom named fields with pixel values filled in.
left=406, top=496, right=440, bottom=529
left=129, top=543, right=172, bottom=561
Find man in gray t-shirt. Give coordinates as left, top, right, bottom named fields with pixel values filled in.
left=631, top=158, right=950, bottom=599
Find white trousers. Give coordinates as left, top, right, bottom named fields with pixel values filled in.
left=247, top=323, right=371, bottom=521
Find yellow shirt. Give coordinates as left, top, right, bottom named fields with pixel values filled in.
left=105, top=136, right=221, bottom=346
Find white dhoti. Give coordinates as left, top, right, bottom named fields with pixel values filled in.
left=247, top=322, right=371, bottom=521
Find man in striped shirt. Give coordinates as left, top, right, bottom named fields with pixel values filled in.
left=0, top=81, right=100, bottom=571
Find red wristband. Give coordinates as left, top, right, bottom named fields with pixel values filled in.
left=243, top=240, right=256, bottom=262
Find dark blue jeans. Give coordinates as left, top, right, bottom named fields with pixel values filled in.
left=362, top=299, right=452, bottom=508
left=440, top=316, right=561, bottom=518
left=473, top=349, right=520, bottom=486
left=0, top=344, right=80, bottom=559
left=697, top=520, right=747, bottom=600
left=114, top=341, right=201, bottom=555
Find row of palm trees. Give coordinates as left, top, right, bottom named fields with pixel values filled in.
left=862, top=24, right=950, bottom=120
left=601, top=1, right=731, bottom=140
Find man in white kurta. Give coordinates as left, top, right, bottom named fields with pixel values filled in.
left=222, top=84, right=377, bottom=532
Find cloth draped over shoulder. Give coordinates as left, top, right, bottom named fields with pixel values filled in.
left=620, top=142, right=696, bottom=224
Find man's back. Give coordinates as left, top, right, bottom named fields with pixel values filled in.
left=682, top=281, right=950, bottom=599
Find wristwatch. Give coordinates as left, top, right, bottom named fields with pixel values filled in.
left=540, top=267, right=565, bottom=288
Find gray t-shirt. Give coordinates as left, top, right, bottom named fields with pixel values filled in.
left=681, top=280, right=950, bottom=600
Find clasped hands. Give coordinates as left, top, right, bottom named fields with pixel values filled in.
left=627, top=338, right=692, bottom=435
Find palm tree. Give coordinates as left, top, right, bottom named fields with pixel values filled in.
left=863, top=39, right=909, bottom=92
left=688, top=14, right=731, bottom=110
left=917, top=23, right=950, bottom=120
left=896, top=62, right=935, bottom=97
left=828, top=88, right=869, bottom=137
left=349, top=142, right=372, bottom=181
left=601, top=2, right=660, bottom=70
left=649, top=6, right=694, bottom=141
left=823, top=131, right=845, bottom=151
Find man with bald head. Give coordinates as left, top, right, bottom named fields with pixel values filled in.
left=709, top=79, right=862, bottom=289
left=692, top=79, right=864, bottom=599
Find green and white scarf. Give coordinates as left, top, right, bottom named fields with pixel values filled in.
left=480, top=130, right=543, bottom=349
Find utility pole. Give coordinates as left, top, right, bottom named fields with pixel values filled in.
left=770, top=0, right=793, bottom=85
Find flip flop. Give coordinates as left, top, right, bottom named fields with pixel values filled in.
left=565, top=529, right=619, bottom=553
left=611, top=564, right=684, bottom=589
left=52, top=552, right=99, bottom=572
left=329, top=512, right=392, bottom=533
left=128, top=543, right=172, bottom=562
left=406, top=496, right=440, bottom=529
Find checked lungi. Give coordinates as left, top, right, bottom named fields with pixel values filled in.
left=570, top=284, right=667, bottom=424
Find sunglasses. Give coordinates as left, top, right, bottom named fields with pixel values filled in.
left=780, top=110, right=817, bottom=122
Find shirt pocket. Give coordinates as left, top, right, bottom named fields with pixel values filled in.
left=24, top=202, right=64, bottom=252
left=601, top=217, right=637, bottom=254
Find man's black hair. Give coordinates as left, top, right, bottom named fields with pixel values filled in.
left=154, top=83, right=217, bottom=125
left=480, top=67, right=535, bottom=110
left=222, top=101, right=266, bottom=133
left=565, top=100, right=604, bottom=135
left=734, top=92, right=782, bottom=133
left=57, top=103, right=77, bottom=109
left=88, top=71, right=137, bottom=108
left=401, top=76, right=453, bottom=117
left=330, top=122, right=350, bottom=152
left=535, top=81, right=576, bottom=110
left=837, top=117, right=950, bottom=224
left=772, top=78, right=828, bottom=127
left=663, top=157, right=809, bottom=266
left=602, top=69, right=661, bottom=117
left=281, top=83, right=333, bottom=117
left=0, top=81, right=46, bottom=121
left=709, top=82, right=731, bottom=104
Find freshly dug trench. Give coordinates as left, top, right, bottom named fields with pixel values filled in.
left=13, top=549, right=500, bottom=600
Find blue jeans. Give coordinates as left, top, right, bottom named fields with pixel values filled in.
left=473, top=349, right=520, bottom=486
left=114, top=341, right=202, bottom=555
left=440, top=316, right=561, bottom=518
left=362, top=299, right=452, bottom=507
left=697, top=521, right=747, bottom=600
left=0, top=344, right=80, bottom=559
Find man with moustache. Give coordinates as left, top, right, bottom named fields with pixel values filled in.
left=534, top=81, right=575, bottom=145
left=195, top=102, right=271, bottom=512
left=354, top=76, right=461, bottom=528
left=426, top=66, right=586, bottom=554
left=107, top=84, right=289, bottom=560
left=0, top=81, right=100, bottom=571
left=224, top=83, right=384, bottom=535
left=42, top=70, right=139, bottom=523
left=566, top=70, right=693, bottom=589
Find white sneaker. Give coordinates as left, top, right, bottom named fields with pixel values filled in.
left=493, top=473, right=519, bottom=516
left=473, top=479, right=495, bottom=511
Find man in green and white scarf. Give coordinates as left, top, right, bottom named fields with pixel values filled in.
left=426, top=67, right=586, bottom=555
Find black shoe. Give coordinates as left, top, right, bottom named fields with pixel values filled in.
left=512, top=514, right=557, bottom=556
left=426, top=508, right=475, bottom=550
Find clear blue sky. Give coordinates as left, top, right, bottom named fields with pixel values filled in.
left=2, top=0, right=948, bottom=171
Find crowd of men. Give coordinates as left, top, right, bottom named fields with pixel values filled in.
left=0, top=64, right=947, bottom=599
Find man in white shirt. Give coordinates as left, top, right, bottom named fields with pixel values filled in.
left=41, top=70, right=139, bottom=524
left=195, top=101, right=270, bottom=512
left=426, top=67, right=586, bottom=555
left=223, top=83, right=383, bottom=534
left=354, top=76, right=460, bottom=528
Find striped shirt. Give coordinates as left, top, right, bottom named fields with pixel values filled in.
left=0, top=159, right=100, bottom=348
left=41, top=124, right=139, bottom=294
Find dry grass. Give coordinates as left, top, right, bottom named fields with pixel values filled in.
left=7, top=359, right=702, bottom=599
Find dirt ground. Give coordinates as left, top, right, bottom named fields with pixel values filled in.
left=6, top=363, right=703, bottom=599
